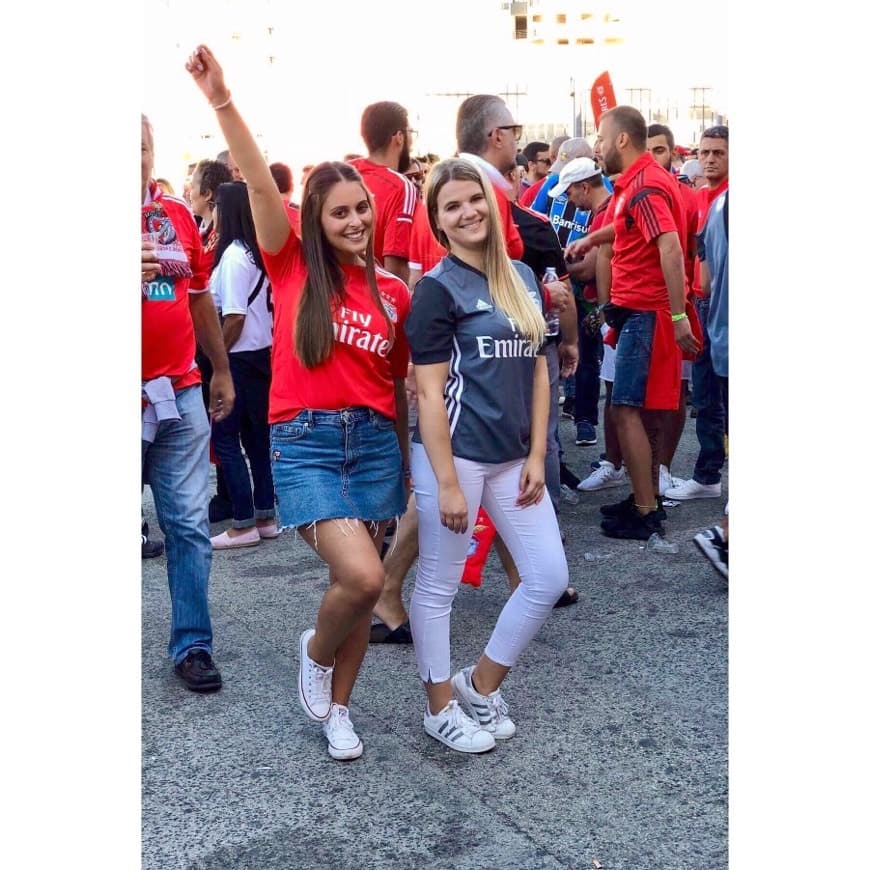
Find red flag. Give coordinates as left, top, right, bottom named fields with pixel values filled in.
left=590, top=71, right=617, bottom=127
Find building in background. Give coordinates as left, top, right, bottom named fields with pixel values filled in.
left=500, top=1, right=727, bottom=144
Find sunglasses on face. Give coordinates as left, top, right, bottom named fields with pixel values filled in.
left=490, top=124, right=523, bottom=139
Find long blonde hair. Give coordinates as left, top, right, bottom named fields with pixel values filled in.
left=424, top=158, right=545, bottom=346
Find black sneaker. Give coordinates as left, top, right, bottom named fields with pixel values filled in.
left=693, top=526, right=729, bottom=580
left=141, top=534, right=164, bottom=559
left=559, top=462, right=581, bottom=490
left=561, top=398, right=575, bottom=419
left=600, top=493, right=666, bottom=523
left=174, top=649, right=223, bottom=692
left=208, top=495, right=234, bottom=524
left=601, top=506, right=664, bottom=540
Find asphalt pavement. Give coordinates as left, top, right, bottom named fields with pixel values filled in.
left=142, top=399, right=728, bottom=870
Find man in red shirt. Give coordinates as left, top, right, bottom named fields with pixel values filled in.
left=141, top=114, right=235, bottom=692
left=665, top=125, right=729, bottom=502
left=647, top=123, right=699, bottom=495
left=407, top=94, right=524, bottom=291
left=593, top=106, right=699, bottom=540
left=350, top=102, right=419, bottom=285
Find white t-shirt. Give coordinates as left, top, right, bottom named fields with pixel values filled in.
left=208, top=240, right=273, bottom=352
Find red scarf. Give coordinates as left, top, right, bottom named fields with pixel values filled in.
left=141, top=181, right=194, bottom=281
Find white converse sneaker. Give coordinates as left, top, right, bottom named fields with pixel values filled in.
left=322, top=703, right=363, bottom=760
left=423, top=699, right=496, bottom=753
left=451, top=666, right=517, bottom=739
left=298, top=629, right=333, bottom=722
left=577, top=460, right=628, bottom=492
left=664, top=478, right=722, bottom=500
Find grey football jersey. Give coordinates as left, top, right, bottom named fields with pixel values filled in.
left=405, top=255, right=544, bottom=464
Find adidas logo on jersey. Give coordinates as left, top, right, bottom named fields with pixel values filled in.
left=475, top=299, right=493, bottom=312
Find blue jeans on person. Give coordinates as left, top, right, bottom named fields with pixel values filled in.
left=210, top=349, right=275, bottom=528
left=692, top=297, right=726, bottom=485
left=544, top=341, right=561, bottom=512
left=573, top=322, right=604, bottom=426
left=142, top=384, right=214, bottom=663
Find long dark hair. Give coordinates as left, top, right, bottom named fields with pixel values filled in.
left=212, top=182, right=264, bottom=273
left=295, top=161, right=393, bottom=369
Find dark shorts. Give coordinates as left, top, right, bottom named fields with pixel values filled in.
left=270, top=407, right=406, bottom=529
left=611, top=311, right=656, bottom=408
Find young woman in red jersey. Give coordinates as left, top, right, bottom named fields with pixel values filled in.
left=187, top=45, right=411, bottom=762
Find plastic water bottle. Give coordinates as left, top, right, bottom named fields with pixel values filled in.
left=543, top=266, right=561, bottom=336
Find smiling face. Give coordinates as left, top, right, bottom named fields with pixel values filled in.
left=319, top=180, right=374, bottom=264
left=434, top=178, right=489, bottom=256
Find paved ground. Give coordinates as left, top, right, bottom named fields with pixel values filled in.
left=142, top=402, right=728, bottom=870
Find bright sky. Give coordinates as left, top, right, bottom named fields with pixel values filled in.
left=144, top=0, right=727, bottom=189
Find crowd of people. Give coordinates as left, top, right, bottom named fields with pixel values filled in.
left=141, top=43, right=729, bottom=762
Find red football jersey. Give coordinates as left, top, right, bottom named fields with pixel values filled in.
left=608, top=152, right=686, bottom=311
left=141, top=182, right=208, bottom=391
left=260, top=227, right=410, bottom=425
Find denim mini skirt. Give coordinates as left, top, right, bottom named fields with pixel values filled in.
left=270, top=407, right=406, bottom=529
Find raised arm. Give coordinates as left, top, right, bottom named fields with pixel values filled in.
left=185, top=45, right=289, bottom=254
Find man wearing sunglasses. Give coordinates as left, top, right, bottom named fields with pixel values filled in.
left=521, top=141, right=551, bottom=191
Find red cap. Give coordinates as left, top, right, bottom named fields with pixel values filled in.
left=674, top=145, right=690, bottom=156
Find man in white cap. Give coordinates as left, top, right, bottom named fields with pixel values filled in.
left=535, top=145, right=613, bottom=449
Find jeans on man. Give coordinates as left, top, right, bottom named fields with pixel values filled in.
left=573, top=324, right=604, bottom=426
left=691, top=297, right=726, bottom=485
left=210, top=349, right=275, bottom=528
left=142, top=384, right=214, bottom=663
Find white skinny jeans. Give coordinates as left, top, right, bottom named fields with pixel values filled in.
left=409, top=442, right=569, bottom=684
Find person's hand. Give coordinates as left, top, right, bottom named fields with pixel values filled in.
left=544, top=280, right=571, bottom=312
left=558, top=341, right=578, bottom=378
left=565, top=236, right=594, bottom=262
left=674, top=317, right=701, bottom=355
left=185, top=45, right=230, bottom=107
left=209, top=370, right=235, bottom=422
left=517, top=455, right=546, bottom=508
left=405, top=364, right=418, bottom=409
left=142, top=238, right=160, bottom=284
left=438, top=482, right=468, bottom=534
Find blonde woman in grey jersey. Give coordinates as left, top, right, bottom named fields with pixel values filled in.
left=404, top=158, right=569, bottom=754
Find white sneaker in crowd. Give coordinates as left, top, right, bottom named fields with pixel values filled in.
left=423, top=699, right=496, bottom=754
left=451, top=666, right=517, bottom=739
left=658, top=465, right=685, bottom=496
left=577, top=460, right=628, bottom=492
left=664, top=478, right=722, bottom=500
left=322, top=703, right=363, bottom=760
left=298, top=629, right=333, bottom=722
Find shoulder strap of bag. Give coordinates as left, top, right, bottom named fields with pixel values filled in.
left=246, top=270, right=267, bottom=306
